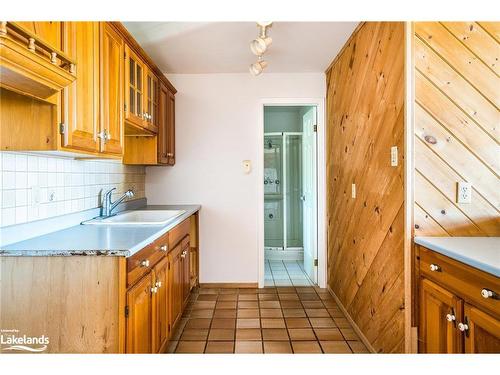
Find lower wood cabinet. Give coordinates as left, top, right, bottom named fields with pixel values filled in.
left=126, top=272, right=153, bottom=354
left=417, top=245, right=500, bottom=353
left=153, top=256, right=169, bottom=353
left=168, top=243, right=183, bottom=330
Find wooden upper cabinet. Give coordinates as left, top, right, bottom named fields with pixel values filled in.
left=99, top=22, right=124, bottom=156
left=60, top=22, right=100, bottom=153
left=124, top=44, right=146, bottom=130
left=152, top=257, right=169, bottom=353
left=464, top=303, right=500, bottom=353
left=419, top=278, right=463, bottom=353
left=144, top=67, right=159, bottom=133
left=158, top=83, right=176, bottom=165
left=126, top=272, right=153, bottom=354
left=14, top=22, right=62, bottom=51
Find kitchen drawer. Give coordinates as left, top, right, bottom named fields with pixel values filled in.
left=419, top=245, right=500, bottom=318
left=169, top=218, right=190, bottom=249
left=127, top=232, right=169, bottom=288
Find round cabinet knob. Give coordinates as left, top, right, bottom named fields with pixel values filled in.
left=481, top=288, right=495, bottom=299
left=429, top=264, right=441, bottom=272
left=141, top=259, right=150, bottom=267
left=160, top=245, right=168, bottom=252
left=150, top=286, right=158, bottom=294
left=155, top=281, right=162, bottom=288
left=446, top=313, right=456, bottom=322
left=458, top=322, right=469, bottom=332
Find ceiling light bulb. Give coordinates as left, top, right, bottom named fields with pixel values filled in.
left=249, top=59, right=268, bottom=76
left=250, top=36, right=272, bottom=56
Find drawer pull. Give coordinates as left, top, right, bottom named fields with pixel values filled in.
left=141, top=259, right=150, bottom=268
left=160, top=245, right=168, bottom=252
left=429, top=263, right=441, bottom=272
left=458, top=322, right=469, bottom=332
left=446, top=313, right=456, bottom=322
left=150, top=286, right=158, bottom=294
left=155, top=281, right=162, bottom=288
left=481, top=288, right=496, bottom=299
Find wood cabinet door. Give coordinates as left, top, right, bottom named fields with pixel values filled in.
left=168, top=244, right=183, bottom=329
left=144, top=68, right=159, bottom=133
left=464, top=304, right=500, bottom=353
left=124, top=44, right=146, bottom=128
left=126, top=273, right=153, bottom=353
left=99, top=23, right=124, bottom=156
left=419, top=278, right=463, bottom=353
left=61, top=22, right=100, bottom=153
left=166, top=89, right=176, bottom=165
left=152, top=256, right=169, bottom=353
left=15, top=21, right=62, bottom=51
left=157, top=83, right=169, bottom=164
left=181, top=244, right=191, bottom=306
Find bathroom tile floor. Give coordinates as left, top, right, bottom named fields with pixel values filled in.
left=264, top=260, right=314, bottom=287
left=167, top=285, right=370, bottom=354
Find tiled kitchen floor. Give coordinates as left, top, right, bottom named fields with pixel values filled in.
left=166, top=285, right=370, bottom=354
left=264, top=260, right=314, bottom=287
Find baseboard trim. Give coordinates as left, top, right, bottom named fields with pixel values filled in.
left=199, top=282, right=258, bottom=289
left=327, top=286, right=377, bottom=354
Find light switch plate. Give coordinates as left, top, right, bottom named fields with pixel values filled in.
left=457, top=182, right=472, bottom=204
left=351, top=183, right=356, bottom=199
left=391, top=146, right=398, bottom=167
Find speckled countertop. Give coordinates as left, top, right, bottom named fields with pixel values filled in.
left=415, top=237, right=500, bottom=277
left=0, top=205, right=200, bottom=257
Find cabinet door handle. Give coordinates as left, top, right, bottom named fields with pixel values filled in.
left=181, top=250, right=187, bottom=258
left=167, top=153, right=174, bottom=157
left=429, top=263, right=441, bottom=272
left=458, top=322, right=469, bottom=332
left=481, top=288, right=497, bottom=299
left=150, top=286, right=158, bottom=294
left=160, top=245, right=168, bottom=252
left=446, top=313, right=456, bottom=322
left=155, top=281, right=162, bottom=288
left=141, top=259, right=150, bottom=267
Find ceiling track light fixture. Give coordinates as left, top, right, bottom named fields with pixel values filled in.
left=249, top=22, right=273, bottom=76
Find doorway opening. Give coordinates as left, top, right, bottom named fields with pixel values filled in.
left=263, top=105, right=318, bottom=286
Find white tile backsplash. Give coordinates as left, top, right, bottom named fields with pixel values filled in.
left=0, top=152, right=146, bottom=227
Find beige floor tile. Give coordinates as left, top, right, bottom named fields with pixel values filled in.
left=276, top=287, right=296, bottom=293
left=197, top=294, right=218, bottom=301
left=180, top=328, right=209, bottom=341
left=192, top=301, right=216, bottom=310
left=322, top=300, right=338, bottom=308
left=292, top=341, right=322, bottom=353
left=328, top=308, right=345, bottom=318
left=237, top=309, right=260, bottom=318
left=259, top=301, right=281, bottom=309
left=279, top=294, right=299, bottom=301
left=280, top=300, right=303, bottom=308
left=264, top=341, right=293, bottom=354
left=288, top=328, right=316, bottom=341
left=218, top=294, right=238, bottom=301
left=205, top=341, right=234, bottom=354
left=216, top=301, right=237, bottom=309
left=285, top=317, right=311, bottom=328
left=258, top=294, right=279, bottom=301
left=208, top=328, right=235, bottom=341
left=261, top=318, right=286, bottom=328
left=260, top=309, right=283, bottom=318
left=333, top=317, right=351, bottom=328
left=301, top=301, right=324, bottom=309
left=219, top=288, right=238, bottom=295
left=236, top=318, right=260, bottom=328
left=309, top=317, right=336, bottom=328
left=262, top=328, right=289, bottom=341
left=305, top=308, right=330, bottom=318
left=314, top=328, right=344, bottom=341
left=189, top=309, right=214, bottom=318
left=238, top=294, right=258, bottom=301
left=238, top=301, right=259, bottom=309
left=185, top=318, right=212, bottom=329
left=340, top=328, right=359, bottom=341
left=298, top=293, right=320, bottom=301
left=348, top=341, right=369, bottom=353
left=211, top=318, right=236, bottom=329
left=199, top=288, right=219, bottom=294
left=175, top=341, right=206, bottom=353
left=235, top=341, right=263, bottom=353
left=236, top=328, right=262, bottom=340
left=320, top=341, right=352, bottom=353
left=295, top=287, right=315, bottom=293
left=213, top=309, right=237, bottom=318
left=283, top=308, right=306, bottom=317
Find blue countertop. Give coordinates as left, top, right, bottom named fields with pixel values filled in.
left=0, top=205, right=200, bottom=257
left=415, top=237, right=500, bottom=277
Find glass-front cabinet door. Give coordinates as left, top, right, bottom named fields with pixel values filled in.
left=144, top=68, right=159, bottom=133
left=125, top=44, right=145, bottom=128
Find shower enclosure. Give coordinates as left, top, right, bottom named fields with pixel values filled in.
left=264, top=132, right=303, bottom=258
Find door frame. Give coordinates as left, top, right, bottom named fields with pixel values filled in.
left=257, top=98, right=326, bottom=288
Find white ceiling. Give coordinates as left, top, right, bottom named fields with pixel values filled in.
left=123, top=22, right=358, bottom=74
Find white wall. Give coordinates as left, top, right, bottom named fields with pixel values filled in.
left=146, top=73, right=325, bottom=283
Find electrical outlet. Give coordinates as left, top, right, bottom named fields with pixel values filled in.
left=457, top=182, right=472, bottom=204
left=351, top=183, right=356, bottom=199
left=391, top=146, right=398, bottom=167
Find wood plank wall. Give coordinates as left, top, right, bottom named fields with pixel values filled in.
left=414, top=22, right=500, bottom=236
left=325, top=22, right=405, bottom=353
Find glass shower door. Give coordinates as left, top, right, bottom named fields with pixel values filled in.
left=264, top=136, right=283, bottom=249
left=285, top=135, right=303, bottom=248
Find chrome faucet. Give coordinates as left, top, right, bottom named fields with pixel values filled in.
left=102, top=188, right=134, bottom=217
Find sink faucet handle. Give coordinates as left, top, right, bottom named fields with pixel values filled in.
left=104, top=187, right=116, bottom=198
left=125, top=189, right=134, bottom=198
